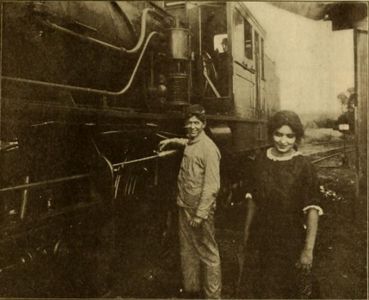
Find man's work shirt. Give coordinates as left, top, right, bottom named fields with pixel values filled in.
left=177, top=131, right=221, bottom=219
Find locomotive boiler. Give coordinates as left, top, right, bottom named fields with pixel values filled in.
left=0, top=1, right=279, bottom=297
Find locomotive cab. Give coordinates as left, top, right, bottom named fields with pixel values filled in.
left=165, top=1, right=276, bottom=153
left=165, top=2, right=270, bottom=120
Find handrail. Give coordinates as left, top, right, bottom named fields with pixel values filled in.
left=112, top=149, right=178, bottom=169
left=126, top=8, right=155, bottom=54
left=38, top=7, right=160, bottom=54
left=1, top=31, right=158, bottom=96
left=0, top=149, right=178, bottom=193
left=42, top=19, right=125, bottom=52
left=0, top=174, right=90, bottom=193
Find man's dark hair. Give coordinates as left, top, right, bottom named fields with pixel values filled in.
left=185, top=104, right=206, bottom=123
left=268, top=110, right=304, bottom=143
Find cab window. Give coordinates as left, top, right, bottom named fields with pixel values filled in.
left=261, top=37, right=265, bottom=79
left=233, top=9, right=244, bottom=61
left=233, top=9, right=254, bottom=68
left=244, top=19, right=253, bottom=60
left=214, top=34, right=228, bottom=53
left=200, top=4, right=229, bottom=97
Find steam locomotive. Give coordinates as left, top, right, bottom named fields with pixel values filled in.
left=0, top=1, right=279, bottom=297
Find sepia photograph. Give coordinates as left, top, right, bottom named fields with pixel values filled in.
left=0, top=1, right=367, bottom=298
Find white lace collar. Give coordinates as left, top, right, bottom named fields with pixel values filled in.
left=266, top=147, right=302, bottom=161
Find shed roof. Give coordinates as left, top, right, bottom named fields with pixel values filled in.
left=271, top=2, right=367, bottom=30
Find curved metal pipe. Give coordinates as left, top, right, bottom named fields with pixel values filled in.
left=1, top=31, right=159, bottom=97
left=126, top=8, right=154, bottom=54
left=40, top=7, right=159, bottom=54
left=42, top=19, right=125, bottom=53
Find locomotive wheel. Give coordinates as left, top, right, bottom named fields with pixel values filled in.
left=113, top=165, right=156, bottom=236
left=92, top=154, right=114, bottom=203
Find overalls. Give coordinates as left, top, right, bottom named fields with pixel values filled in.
left=177, top=131, right=221, bottom=299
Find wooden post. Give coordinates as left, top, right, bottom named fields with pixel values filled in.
left=0, top=2, right=3, bottom=149
left=353, top=26, right=368, bottom=220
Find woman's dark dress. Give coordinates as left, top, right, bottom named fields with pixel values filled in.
left=250, top=149, right=321, bottom=299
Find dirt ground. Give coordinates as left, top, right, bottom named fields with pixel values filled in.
left=311, top=154, right=367, bottom=299
left=110, top=148, right=367, bottom=299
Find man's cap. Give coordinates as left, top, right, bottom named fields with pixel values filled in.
left=185, top=104, right=206, bottom=122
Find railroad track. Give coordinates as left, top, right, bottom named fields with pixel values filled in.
left=311, top=141, right=344, bottom=146
left=310, top=146, right=355, bottom=166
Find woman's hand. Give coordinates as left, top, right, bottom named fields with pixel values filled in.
left=189, top=216, right=203, bottom=228
left=296, top=248, right=313, bottom=272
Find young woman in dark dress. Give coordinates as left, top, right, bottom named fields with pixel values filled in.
left=242, top=110, right=323, bottom=299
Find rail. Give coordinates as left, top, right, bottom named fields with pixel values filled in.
left=311, top=146, right=355, bottom=165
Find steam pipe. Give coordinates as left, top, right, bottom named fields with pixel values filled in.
left=20, top=176, right=30, bottom=220
left=39, top=7, right=161, bottom=54
left=42, top=19, right=127, bottom=53
left=0, top=149, right=178, bottom=193
left=148, top=1, right=175, bottom=20
left=126, top=8, right=156, bottom=54
left=1, top=31, right=159, bottom=97
left=112, top=149, right=177, bottom=169
left=0, top=174, right=90, bottom=193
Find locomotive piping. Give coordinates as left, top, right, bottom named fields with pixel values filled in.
left=38, top=7, right=162, bottom=54
left=1, top=31, right=159, bottom=97
left=0, top=174, right=90, bottom=193
left=148, top=1, right=176, bottom=21
left=125, top=8, right=157, bottom=54
left=42, top=19, right=124, bottom=50
left=0, top=149, right=178, bottom=193
left=112, top=149, right=178, bottom=169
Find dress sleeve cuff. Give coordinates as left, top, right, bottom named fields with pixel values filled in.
left=195, top=209, right=208, bottom=219
left=303, top=205, right=324, bottom=216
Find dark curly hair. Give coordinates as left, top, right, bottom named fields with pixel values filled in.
left=267, top=110, right=304, bottom=144
left=185, top=104, right=206, bottom=123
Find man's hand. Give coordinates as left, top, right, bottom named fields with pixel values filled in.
left=189, top=216, right=203, bottom=228
left=158, top=139, right=171, bottom=152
